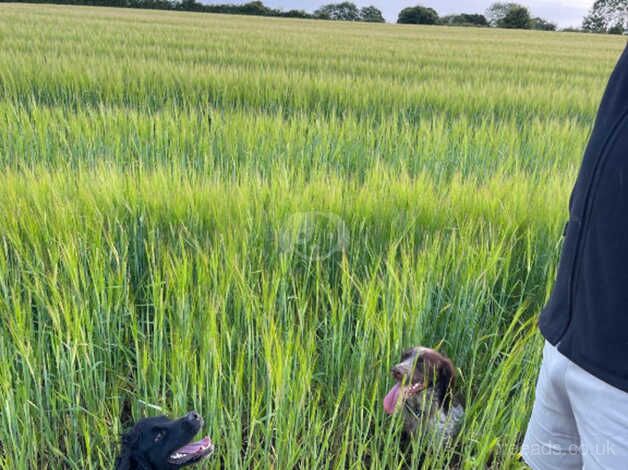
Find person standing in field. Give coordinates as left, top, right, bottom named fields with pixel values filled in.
left=521, top=43, right=628, bottom=469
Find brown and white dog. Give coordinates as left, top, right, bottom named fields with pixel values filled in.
left=384, top=346, right=464, bottom=441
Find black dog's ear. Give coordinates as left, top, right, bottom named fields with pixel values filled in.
left=115, top=430, right=138, bottom=470
left=115, top=447, right=133, bottom=470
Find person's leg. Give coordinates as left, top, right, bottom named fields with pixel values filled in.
left=521, top=340, right=583, bottom=470
left=565, top=356, right=628, bottom=469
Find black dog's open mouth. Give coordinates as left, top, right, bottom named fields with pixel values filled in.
left=168, top=436, right=214, bottom=465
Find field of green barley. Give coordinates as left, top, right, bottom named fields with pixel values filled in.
left=0, top=3, right=626, bottom=468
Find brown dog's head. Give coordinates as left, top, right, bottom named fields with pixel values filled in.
left=383, top=346, right=456, bottom=415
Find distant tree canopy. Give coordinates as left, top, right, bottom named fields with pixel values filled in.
left=197, top=1, right=313, bottom=17
left=440, top=13, right=488, bottom=27
left=359, top=5, right=385, bottom=23
left=486, top=2, right=531, bottom=29
left=500, top=5, right=531, bottom=28
left=582, top=0, right=627, bottom=33
left=283, top=9, right=312, bottom=18
left=17, top=0, right=388, bottom=22
left=174, top=0, right=315, bottom=17
left=531, top=16, right=557, bottom=31
left=314, top=2, right=360, bottom=21
left=228, top=0, right=269, bottom=15
left=4, top=0, right=612, bottom=34
left=485, top=2, right=558, bottom=30
left=486, top=2, right=517, bottom=26
left=313, top=3, right=384, bottom=22
left=397, top=5, right=439, bottom=25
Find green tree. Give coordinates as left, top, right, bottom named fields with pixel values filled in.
left=177, top=0, right=202, bottom=10
left=582, top=9, right=608, bottom=32
left=486, top=2, right=534, bottom=29
left=397, top=5, right=439, bottom=25
left=441, top=13, right=488, bottom=27
left=486, top=2, right=518, bottom=26
left=359, top=5, right=385, bottom=22
left=583, top=0, right=627, bottom=33
left=530, top=16, right=557, bottom=31
left=609, top=22, right=626, bottom=33
left=496, top=4, right=531, bottom=29
left=314, top=2, right=360, bottom=21
left=283, top=9, right=313, bottom=18
left=238, top=1, right=272, bottom=15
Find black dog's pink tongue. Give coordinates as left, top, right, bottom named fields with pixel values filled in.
left=383, top=383, right=401, bottom=415
left=176, top=436, right=212, bottom=454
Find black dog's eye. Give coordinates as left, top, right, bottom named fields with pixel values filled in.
left=154, top=430, right=166, bottom=443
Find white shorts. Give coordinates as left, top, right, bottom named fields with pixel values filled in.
left=521, top=340, right=628, bottom=469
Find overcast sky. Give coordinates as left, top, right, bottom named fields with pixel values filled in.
left=219, top=0, right=594, bottom=28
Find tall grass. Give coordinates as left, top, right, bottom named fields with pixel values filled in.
left=0, top=4, right=625, bottom=469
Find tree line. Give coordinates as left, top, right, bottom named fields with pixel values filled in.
left=3, top=0, right=626, bottom=34
left=397, top=3, right=552, bottom=30
left=1, top=0, right=385, bottom=21
left=399, top=2, right=626, bottom=33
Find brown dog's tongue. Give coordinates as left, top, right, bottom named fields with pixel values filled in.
left=383, top=383, right=401, bottom=415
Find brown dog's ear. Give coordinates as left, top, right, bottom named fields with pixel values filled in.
left=422, top=349, right=455, bottom=411
left=436, top=356, right=455, bottom=412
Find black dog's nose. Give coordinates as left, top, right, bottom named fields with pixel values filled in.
left=186, top=411, right=202, bottom=424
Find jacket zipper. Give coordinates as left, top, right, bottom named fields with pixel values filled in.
left=563, top=109, right=628, bottom=340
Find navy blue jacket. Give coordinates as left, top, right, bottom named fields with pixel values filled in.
left=539, top=43, right=628, bottom=392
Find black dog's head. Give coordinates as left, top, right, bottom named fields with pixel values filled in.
left=115, top=411, right=214, bottom=470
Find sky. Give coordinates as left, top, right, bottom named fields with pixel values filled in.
left=220, top=0, right=595, bottom=28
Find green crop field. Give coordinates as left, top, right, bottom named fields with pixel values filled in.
left=0, top=3, right=625, bottom=468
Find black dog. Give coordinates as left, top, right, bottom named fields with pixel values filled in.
left=115, top=411, right=214, bottom=469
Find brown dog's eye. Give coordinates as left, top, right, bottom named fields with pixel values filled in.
left=154, top=431, right=166, bottom=443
